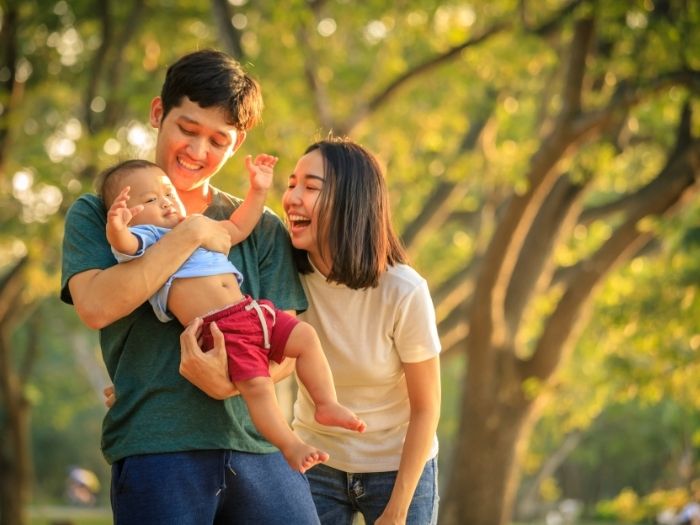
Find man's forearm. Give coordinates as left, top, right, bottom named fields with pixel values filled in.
left=70, top=221, right=208, bottom=329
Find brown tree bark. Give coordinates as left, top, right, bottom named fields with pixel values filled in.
left=0, top=257, right=31, bottom=525
left=438, top=8, right=700, bottom=520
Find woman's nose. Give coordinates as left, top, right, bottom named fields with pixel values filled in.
left=285, top=186, right=302, bottom=204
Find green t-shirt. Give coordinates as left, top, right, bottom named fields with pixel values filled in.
left=60, top=188, right=307, bottom=464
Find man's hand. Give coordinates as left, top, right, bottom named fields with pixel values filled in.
left=245, top=154, right=277, bottom=193
left=103, top=384, right=116, bottom=408
left=179, top=318, right=238, bottom=399
left=178, top=214, right=232, bottom=255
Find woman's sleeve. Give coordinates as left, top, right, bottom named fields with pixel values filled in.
left=394, top=278, right=442, bottom=363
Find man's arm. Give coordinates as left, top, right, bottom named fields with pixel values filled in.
left=69, top=214, right=231, bottom=329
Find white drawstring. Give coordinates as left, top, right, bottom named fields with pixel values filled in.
left=245, top=300, right=275, bottom=349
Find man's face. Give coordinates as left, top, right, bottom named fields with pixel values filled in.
left=150, top=96, right=245, bottom=193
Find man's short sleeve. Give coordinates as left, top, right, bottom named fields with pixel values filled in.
left=60, top=194, right=115, bottom=305
left=253, top=211, right=308, bottom=312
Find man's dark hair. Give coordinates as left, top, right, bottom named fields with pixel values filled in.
left=95, top=159, right=161, bottom=207
left=160, top=49, right=263, bottom=131
left=294, top=137, right=407, bottom=289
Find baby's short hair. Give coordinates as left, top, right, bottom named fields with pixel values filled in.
left=96, top=159, right=161, bottom=207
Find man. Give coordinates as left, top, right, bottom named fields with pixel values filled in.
left=61, top=49, right=319, bottom=524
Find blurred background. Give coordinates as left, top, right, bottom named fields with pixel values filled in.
left=1, top=1, right=700, bottom=524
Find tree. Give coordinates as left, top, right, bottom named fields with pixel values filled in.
left=2, top=2, right=700, bottom=524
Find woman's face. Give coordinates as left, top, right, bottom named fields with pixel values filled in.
left=283, top=149, right=329, bottom=272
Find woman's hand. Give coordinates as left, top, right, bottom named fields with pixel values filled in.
left=179, top=318, right=238, bottom=399
left=374, top=512, right=407, bottom=525
left=103, top=384, right=116, bottom=408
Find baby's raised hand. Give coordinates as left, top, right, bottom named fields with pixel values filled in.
left=245, top=154, right=278, bottom=192
left=107, top=186, right=143, bottom=231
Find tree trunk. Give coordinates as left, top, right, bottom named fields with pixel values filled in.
left=0, top=258, right=31, bottom=525
left=441, top=370, right=536, bottom=525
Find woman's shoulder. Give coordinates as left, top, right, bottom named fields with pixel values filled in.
left=380, top=264, right=429, bottom=296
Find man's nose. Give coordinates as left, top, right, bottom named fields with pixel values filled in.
left=187, top=137, right=207, bottom=159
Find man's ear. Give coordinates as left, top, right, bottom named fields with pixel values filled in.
left=231, top=131, right=247, bottom=155
left=149, top=97, right=164, bottom=128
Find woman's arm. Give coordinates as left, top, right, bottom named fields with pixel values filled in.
left=377, top=356, right=441, bottom=524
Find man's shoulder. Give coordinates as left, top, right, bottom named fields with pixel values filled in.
left=209, top=188, right=285, bottom=230
left=64, top=193, right=106, bottom=231
left=66, top=193, right=103, bottom=213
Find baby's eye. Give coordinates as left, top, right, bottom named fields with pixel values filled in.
left=145, top=197, right=157, bottom=203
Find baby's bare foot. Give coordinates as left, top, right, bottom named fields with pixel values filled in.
left=315, top=402, right=367, bottom=433
left=281, top=441, right=329, bottom=473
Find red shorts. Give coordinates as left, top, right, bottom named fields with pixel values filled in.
left=201, top=296, right=300, bottom=382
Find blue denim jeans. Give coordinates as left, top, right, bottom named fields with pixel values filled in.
left=305, top=457, right=438, bottom=525
left=111, top=449, right=320, bottom=524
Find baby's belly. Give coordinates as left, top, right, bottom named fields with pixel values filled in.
left=169, top=274, right=244, bottom=325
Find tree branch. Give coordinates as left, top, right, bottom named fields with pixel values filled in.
left=0, top=1, right=19, bottom=174
left=211, top=0, right=244, bottom=60
left=84, top=0, right=112, bottom=133
left=505, top=174, right=588, bottom=337
left=296, top=25, right=334, bottom=131
left=523, top=135, right=700, bottom=382
left=343, top=0, right=585, bottom=133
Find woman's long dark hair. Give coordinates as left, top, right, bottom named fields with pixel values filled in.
left=294, top=137, right=407, bottom=289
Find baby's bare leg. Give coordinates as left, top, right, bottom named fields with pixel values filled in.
left=236, top=376, right=328, bottom=473
left=284, top=322, right=366, bottom=433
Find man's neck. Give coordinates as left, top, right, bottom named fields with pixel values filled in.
left=179, top=186, right=212, bottom=215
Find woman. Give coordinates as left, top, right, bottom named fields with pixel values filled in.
left=283, top=137, right=442, bottom=525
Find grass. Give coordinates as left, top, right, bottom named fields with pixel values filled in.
left=29, top=506, right=111, bottom=525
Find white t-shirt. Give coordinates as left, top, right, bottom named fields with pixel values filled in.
left=292, top=261, right=441, bottom=472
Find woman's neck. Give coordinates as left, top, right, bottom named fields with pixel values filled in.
left=309, top=253, right=332, bottom=277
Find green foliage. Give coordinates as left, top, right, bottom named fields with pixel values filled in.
left=3, top=0, right=700, bottom=516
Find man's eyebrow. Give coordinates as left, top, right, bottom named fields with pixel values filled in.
left=177, top=115, right=233, bottom=144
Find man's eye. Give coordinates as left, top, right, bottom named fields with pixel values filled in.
left=179, top=126, right=195, bottom=136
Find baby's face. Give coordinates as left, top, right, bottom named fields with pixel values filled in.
left=122, top=167, right=185, bottom=228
